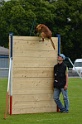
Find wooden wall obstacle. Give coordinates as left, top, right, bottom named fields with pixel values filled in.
left=9, top=36, right=58, bottom=114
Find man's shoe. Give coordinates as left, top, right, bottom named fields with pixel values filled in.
left=60, top=110, right=68, bottom=113
left=62, top=111, right=68, bottom=113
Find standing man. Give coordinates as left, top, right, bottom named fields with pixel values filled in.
left=53, top=54, right=69, bottom=113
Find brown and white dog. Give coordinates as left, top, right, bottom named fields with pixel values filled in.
left=36, top=24, right=55, bottom=50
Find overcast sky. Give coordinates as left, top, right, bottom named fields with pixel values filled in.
left=4, top=0, right=10, bottom=1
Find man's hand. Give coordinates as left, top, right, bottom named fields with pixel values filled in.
left=64, top=85, right=68, bottom=90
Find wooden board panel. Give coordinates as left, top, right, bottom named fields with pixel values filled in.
left=13, top=88, right=53, bottom=95
left=13, top=36, right=57, bottom=42
left=13, top=50, right=57, bottom=58
left=13, top=87, right=53, bottom=93
left=12, top=101, right=55, bottom=108
left=13, top=36, right=40, bottom=41
left=13, top=57, right=57, bottom=68
left=13, top=78, right=54, bottom=89
left=12, top=106, right=56, bottom=114
left=12, top=67, right=54, bottom=78
left=13, top=93, right=54, bottom=102
left=9, top=36, right=58, bottom=114
left=12, top=97, right=56, bottom=114
left=13, top=37, right=58, bottom=51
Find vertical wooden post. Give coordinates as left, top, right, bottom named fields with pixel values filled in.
left=57, top=34, right=61, bottom=55
left=9, top=33, right=13, bottom=115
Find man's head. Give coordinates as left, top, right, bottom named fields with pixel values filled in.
left=57, top=54, right=65, bottom=63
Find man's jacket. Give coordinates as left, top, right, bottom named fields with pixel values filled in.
left=54, top=62, right=67, bottom=88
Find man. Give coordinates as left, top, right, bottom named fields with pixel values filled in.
left=53, top=54, right=69, bottom=113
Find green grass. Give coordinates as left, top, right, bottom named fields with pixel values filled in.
left=0, top=78, right=82, bottom=124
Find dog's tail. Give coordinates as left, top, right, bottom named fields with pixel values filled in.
left=50, top=38, right=55, bottom=50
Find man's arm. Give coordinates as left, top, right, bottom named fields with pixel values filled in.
left=64, top=67, right=68, bottom=90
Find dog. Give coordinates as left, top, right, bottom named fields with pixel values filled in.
left=36, top=24, right=55, bottom=50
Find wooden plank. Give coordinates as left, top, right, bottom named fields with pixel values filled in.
left=13, top=78, right=54, bottom=89
left=13, top=43, right=57, bottom=51
left=13, top=86, right=53, bottom=91
left=13, top=88, right=53, bottom=94
left=13, top=36, right=58, bottom=42
left=12, top=100, right=57, bottom=114
left=13, top=37, right=58, bottom=51
left=13, top=57, right=57, bottom=68
left=12, top=67, right=54, bottom=78
left=12, top=100, right=55, bottom=108
left=13, top=57, right=57, bottom=63
left=12, top=106, right=56, bottom=114
left=13, top=36, right=40, bottom=41
left=13, top=93, right=54, bottom=102
left=13, top=50, right=58, bottom=58
left=13, top=77, right=54, bottom=83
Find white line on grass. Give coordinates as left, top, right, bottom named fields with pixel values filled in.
left=37, top=116, right=73, bottom=122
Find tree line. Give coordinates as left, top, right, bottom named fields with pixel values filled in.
left=0, top=0, right=82, bottom=61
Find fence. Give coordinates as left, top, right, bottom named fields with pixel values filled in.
left=0, top=55, right=9, bottom=78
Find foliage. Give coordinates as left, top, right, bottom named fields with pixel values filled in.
left=0, top=0, right=82, bottom=61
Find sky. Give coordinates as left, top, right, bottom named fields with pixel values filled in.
left=4, top=0, right=10, bottom=1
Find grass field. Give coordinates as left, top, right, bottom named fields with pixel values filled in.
left=0, top=78, right=82, bottom=124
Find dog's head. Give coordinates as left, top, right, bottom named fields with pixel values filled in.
left=35, top=24, right=43, bottom=32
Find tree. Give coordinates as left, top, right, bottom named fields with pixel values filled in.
left=0, top=0, right=82, bottom=61
left=51, top=0, right=82, bottom=60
